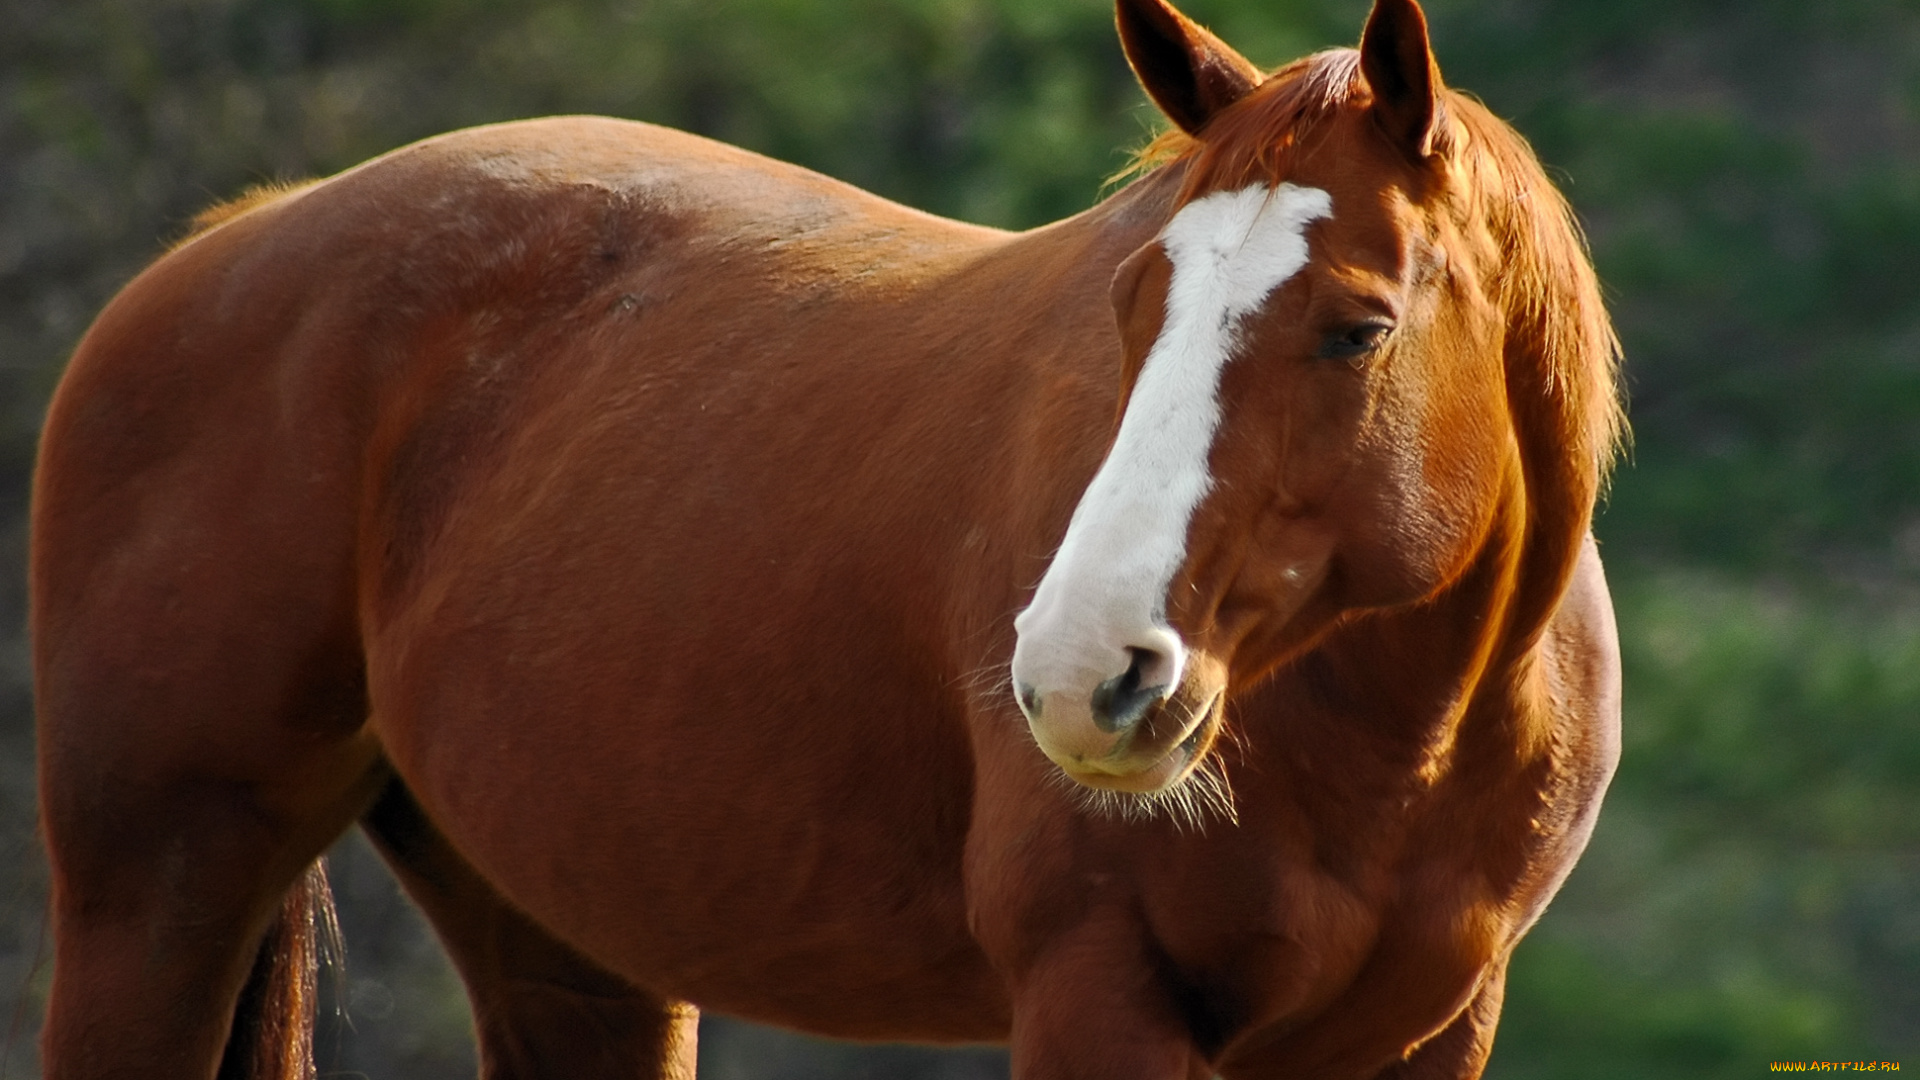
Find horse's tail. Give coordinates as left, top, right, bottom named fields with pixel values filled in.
left=217, top=862, right=340, bottom=1080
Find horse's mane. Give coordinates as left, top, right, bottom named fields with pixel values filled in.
left=1130, top=49, right=1625, bottom=488
left=171, top=179, right=317, bottom=250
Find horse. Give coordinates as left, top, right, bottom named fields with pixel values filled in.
left=30, top=0, right=1623, bottom=1076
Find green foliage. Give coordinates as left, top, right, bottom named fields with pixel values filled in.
left=1491, top=576, right=1920, bottom=1075
left=1423, top=0, right=1920, bottom=572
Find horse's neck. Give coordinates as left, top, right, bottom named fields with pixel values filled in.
left=927, top=172, right=1184, bottom=687
left=1285, top=475, right=1569, bottom=782
left=990, top=167, right=1184, bottom=296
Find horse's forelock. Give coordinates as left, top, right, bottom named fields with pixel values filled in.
left=1123, top=50, right=1364, bottom=198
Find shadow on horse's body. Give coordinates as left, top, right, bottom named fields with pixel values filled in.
left=31, top=1, right=1622, bottom=1077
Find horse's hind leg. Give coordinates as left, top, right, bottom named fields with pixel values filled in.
left=360, top=779, right=698, bottom=1080
left=34, top=531, right=385, bottom=1078
left=35, top=653, right=385, bottom=1080
left=36, top=704, right=384, bottom=1080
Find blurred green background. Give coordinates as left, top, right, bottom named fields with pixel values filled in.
left=2, top=0, right=1917, bottom=1076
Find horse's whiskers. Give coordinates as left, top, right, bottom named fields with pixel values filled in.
left=950, top=661, right=1018, bottom=706
left=1048, top=744, right=1238, bottom=833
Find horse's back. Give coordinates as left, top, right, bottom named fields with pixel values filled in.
left=37, top=113, right=1013, bottom=676
left=30, top=119, right=856, bottom=680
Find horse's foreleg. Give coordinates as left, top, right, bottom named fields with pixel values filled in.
left=360, top=779, right=698, bottom=1080
left=1365, top=963, right=1505, bottom=1080
left=1005, top=919, right=1214, bottom=1080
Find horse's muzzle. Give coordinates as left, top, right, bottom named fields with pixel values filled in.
left=1013, top=652, right=1225, bottom=794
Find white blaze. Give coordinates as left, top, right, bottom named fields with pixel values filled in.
left=1013, top=183, right=1333, bottom=708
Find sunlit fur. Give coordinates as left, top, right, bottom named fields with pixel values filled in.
left=171, top=179, right=319, bottom=249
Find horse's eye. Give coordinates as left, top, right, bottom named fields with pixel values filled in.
left=1317, top=321, right=1393, bottom=364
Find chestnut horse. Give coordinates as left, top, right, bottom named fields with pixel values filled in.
left=31, top=0, right=1623, bottom=1076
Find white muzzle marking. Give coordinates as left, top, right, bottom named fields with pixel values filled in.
left=1013, top=183, right=1333, bottom=739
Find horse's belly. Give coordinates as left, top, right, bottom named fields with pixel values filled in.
left=370, top=574, right=1008, bottom=1039
left=389, top=700, right=1007, bottom=1036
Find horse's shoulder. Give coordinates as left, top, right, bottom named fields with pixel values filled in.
left=1526, top=535, right=1623, bottom=874
left=1541, top=536, right=1623, bottom=750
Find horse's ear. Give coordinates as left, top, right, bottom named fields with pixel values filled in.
left=1117, top=0, right=1262, bottom=135
left=1359, top=0, right=1445, bottom=160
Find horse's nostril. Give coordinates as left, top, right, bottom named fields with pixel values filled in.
left=1015, top=680, right=1041, bottom=720
left=1089, top=647, right=1170, bottom=733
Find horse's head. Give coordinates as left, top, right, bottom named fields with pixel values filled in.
left=1011, top=0, right=1619, bottom=800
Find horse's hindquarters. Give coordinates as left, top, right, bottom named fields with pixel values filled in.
left=32, top=216, right=394, bottom=1080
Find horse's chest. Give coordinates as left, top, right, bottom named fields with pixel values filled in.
left=1160, top=857, right=1517, bottom=1066
left=974, top=822, right=1510, bottom=1058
